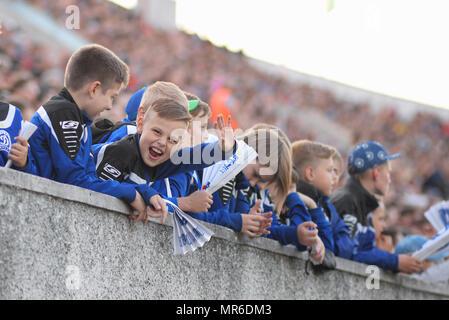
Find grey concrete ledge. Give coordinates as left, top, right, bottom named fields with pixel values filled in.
left=1, top=168, right=448, bottom=299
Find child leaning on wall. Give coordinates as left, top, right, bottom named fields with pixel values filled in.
left=28, top=43, right=157, bottom=223
left=292, top=140, right=354, bottom=261
left=92, top=97, right=238, bottom=224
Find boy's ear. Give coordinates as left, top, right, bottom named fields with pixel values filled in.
left=372, top=167, right=379, bottom=181
left=304, top=166, right=314, bottom=182
left=136, top=107, right=145, bottom=134
left=87, top=81, right=101, bottom=98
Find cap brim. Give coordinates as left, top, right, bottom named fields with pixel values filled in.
left=386, top=153, right=403, bottom=161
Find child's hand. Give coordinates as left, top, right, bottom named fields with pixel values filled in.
left=296, top=221, right=318, bottom=247
left=129, top=191, right=148, bottom=224
left=256, top=212, right=273, bottom=236
left=309, top=237, right=325, bottom=263
left=214, top=114, right=235, bottom=153
left=241, top=213, right=272, bottom=237
left=249, top=199, right=263, bottom=215
left=243, top=200, right=273, bottom=237
left=147, top=194, right=168, bottom=224
left=8, top=136, right=29, bottom=168
left=398, top=255, right=424, bottom=274
left=297, top=192, right=317, bottom=209
left=179, top=191, right=213, bottom=213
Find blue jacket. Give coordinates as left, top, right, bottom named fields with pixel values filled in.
left=28, top=88, right=142, bottom=203
left=322, top=197, right=354, bottom=259
left=0, top=102, right=37, bottom=174
left=331, top=177, right=399, bottom=271
left=295, top=181, right=335, bottom=253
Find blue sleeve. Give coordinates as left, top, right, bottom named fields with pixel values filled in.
left=352, top=227, right=399, bottom=271
left=284, top=193, right=312, bottom=226
left=154, top=140, right=237, bottom=181
left=190, top=209, right=242, bottom=231
left=332, top=211, right=354, bottom=259
left=134, top=184, right=160, bottom=206
left=29, top=114, right=138, bottom=203
left=266, top=223, right=307, bottom=251
left=309, top=207, right=334, bottom=252
left=353, top=249, right=399, bottom=272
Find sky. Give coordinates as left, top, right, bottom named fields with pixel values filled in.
left=115, top=0, right=449, bottom=111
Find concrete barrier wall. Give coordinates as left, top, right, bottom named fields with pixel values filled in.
left=1, top=168, right=448, bottom=300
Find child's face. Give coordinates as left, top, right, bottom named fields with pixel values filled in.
left=308, top=157, right=335, bottom=197
left=85, top=82, right=121, bottom=119
left=138, top=111, right=188, bottom=167
left=189, top=115, right=209, bottom=146
left=373, top=161, right=392, bottom=196
left=331, top=163, right=341, bottom=194
left=242, top=161, right=275, bottom=189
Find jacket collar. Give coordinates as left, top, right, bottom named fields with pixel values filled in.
left=59, top=87, right=76, bottom=104
left=59, top=87, right=92, bottom=125
left=346, top=176, right=379, bottom=213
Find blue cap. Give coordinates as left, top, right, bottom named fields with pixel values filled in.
left=395, top=235, right=449, bottom=261
left=348, top=141, right=403, bottom=174
left=125, top=87, right=146, bottom=121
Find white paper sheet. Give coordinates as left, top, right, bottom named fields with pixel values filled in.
left=424, top=201, right=449, bottom=232
left=412, top=227, right=449, bottom=260
left=165, top=199, right=214, bottom=255
left=202, top=139, right=258, bottom=194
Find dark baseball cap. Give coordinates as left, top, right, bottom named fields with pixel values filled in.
left=348, top=141, right=403, bottom=174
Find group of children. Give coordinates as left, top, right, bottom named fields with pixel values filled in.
left=1, top=43, right=428, bottom=274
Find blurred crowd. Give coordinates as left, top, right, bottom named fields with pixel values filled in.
left=1, top=0, right=448, bottom=239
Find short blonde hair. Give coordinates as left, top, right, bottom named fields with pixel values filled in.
left=140, top=81, right=188, bottom=113
left=291, top=140, right=336, bottom=179
left=143, top=99, right=192, bottom=124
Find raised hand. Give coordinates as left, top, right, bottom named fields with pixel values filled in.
left=214, top=114, right=235, bottom=153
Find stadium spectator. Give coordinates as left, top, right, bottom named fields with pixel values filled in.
left=331, top=141, right=424, bottom=273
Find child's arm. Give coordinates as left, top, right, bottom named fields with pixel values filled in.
left=327, top=201, right=354, bottom=259
left=29, top=115, right=142, bottom=204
